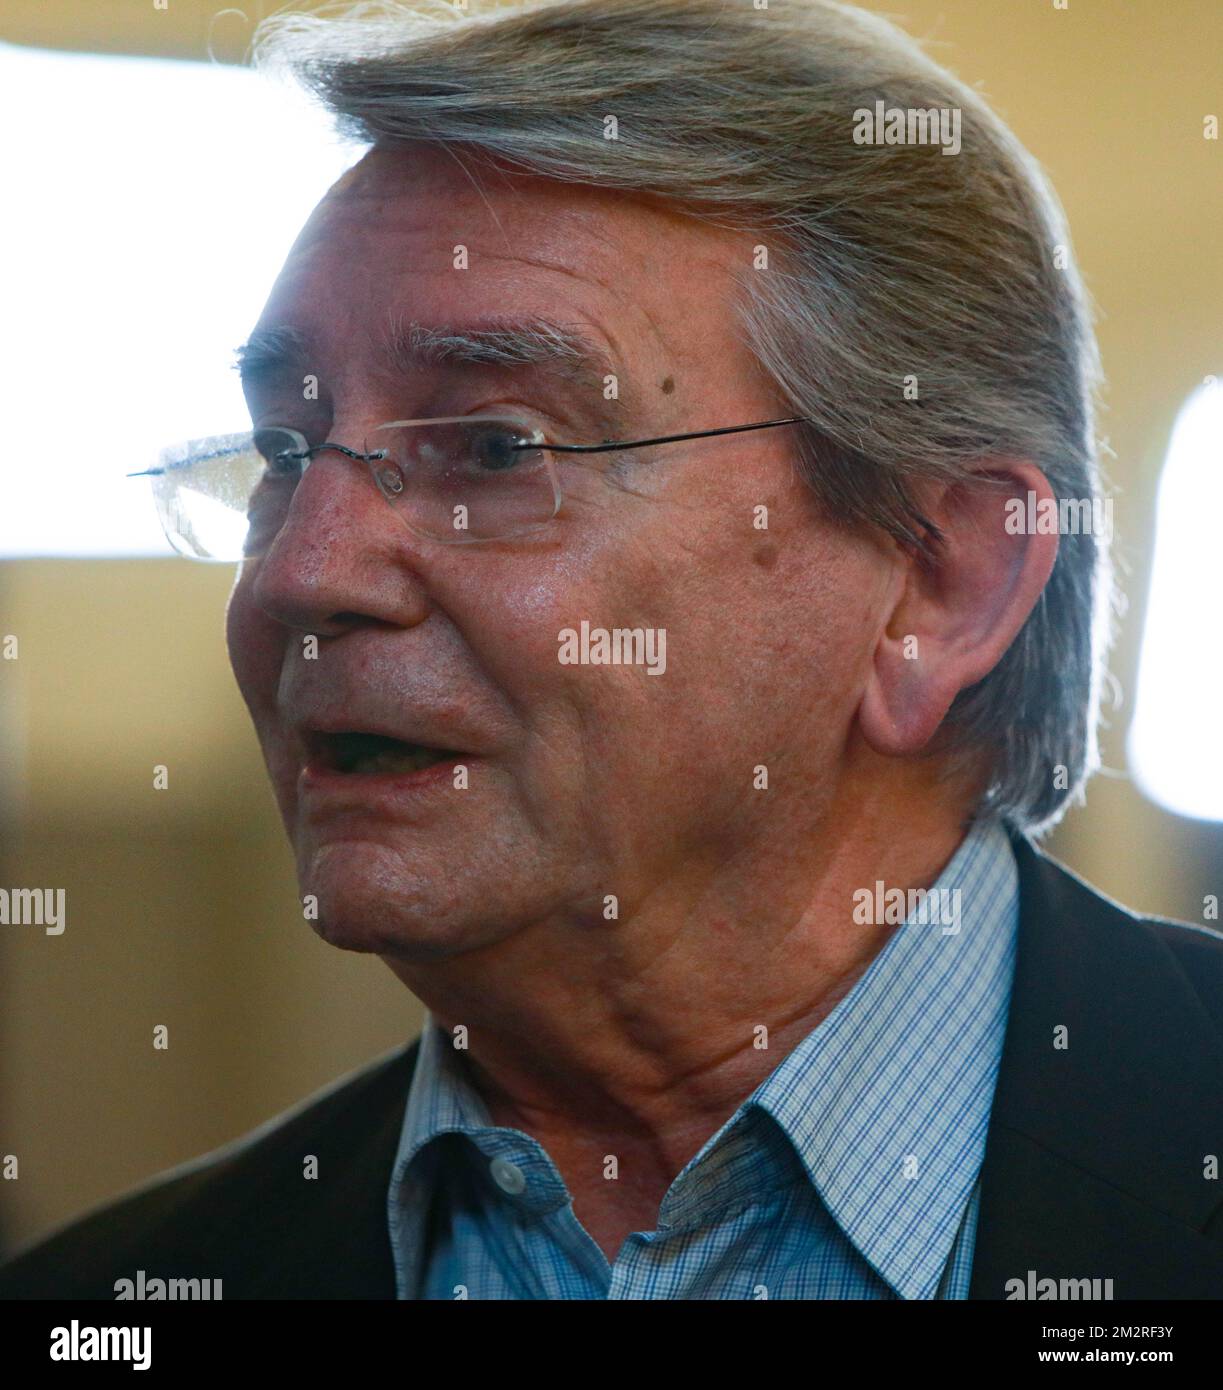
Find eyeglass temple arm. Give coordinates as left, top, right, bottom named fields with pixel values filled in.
left=536, top=416, right=810, bottom=454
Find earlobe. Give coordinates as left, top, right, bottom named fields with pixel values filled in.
left=857, top=462, right=1060, bottom=760
left=859, top=629, right=961, bottom=756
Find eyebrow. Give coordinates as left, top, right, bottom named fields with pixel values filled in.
left=234, top=325, right=315, bottom=383
left=235, top=314, right=633, bottom=432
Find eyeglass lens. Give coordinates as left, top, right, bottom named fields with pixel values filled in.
left=150, top=418, right=560, bottom=560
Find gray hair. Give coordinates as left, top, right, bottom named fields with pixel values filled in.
left=255, top=0, right=1113, bottom=835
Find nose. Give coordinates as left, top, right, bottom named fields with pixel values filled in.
left=249, top=431, right=431, bottom=637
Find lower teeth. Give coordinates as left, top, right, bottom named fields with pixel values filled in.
left=349, top=747, right=446, bottom=775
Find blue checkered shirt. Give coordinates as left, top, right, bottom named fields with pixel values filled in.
left=387, top=816, right=1018, bottom=1299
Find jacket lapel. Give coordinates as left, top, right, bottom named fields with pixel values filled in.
left=969, top=836, right=1223, bottom=1297
left=244, top=1037, right=421, bottom=1299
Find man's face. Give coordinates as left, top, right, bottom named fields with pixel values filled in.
left=227, top=143, right=894, bottom=961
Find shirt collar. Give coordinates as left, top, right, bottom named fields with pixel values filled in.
left=396, top=1011, right=491, bottom=1169
left=746, top=814, right=1018, bottom=1298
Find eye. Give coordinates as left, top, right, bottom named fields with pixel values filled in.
left=253, top=427, right=307, bottom=477
left=269, top=450, right=303, bottom=477
left=468, top=421, right=542, bottom=473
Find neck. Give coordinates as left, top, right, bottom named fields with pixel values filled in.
left=382, top=783, right=972, bottom=1255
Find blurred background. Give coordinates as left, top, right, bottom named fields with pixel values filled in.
left=1, top=0, right=1220, bottom=1257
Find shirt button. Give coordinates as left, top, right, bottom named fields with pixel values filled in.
left=489, top=1157, right=527, bottom=1195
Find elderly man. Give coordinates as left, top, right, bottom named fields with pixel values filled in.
left=4, top=0, right=1221, bottom=1301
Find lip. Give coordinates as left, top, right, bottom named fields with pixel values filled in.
left=282, top=685, right=498, bottom=813
left=293, top=750, right=483, bottom=822
left=296, top=750, right=472, bottom=795
left=295, top=715, right=471, bottom=753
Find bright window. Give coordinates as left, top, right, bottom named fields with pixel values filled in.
left=1128, top=380, right=1223, bottom=821
left=0, top=43, right=360, bottom=556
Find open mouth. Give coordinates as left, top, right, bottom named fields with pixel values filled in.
left=308, top=731, right=458, bottom=776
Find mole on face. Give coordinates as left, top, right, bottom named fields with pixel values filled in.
left=660, top=377, right=675, bottom=395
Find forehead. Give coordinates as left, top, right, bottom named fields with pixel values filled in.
left=254, top=142, right=754, bottom=381
left=304, top=141, right=739, bottom=270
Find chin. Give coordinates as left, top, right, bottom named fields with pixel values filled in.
left=298, top=837, right=511, bottom=961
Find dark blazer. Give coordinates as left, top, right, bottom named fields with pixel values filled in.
left=3, top=836, right=1222, bottom=1299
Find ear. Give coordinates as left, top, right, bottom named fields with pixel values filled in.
left=858, top=461, right=1059, bottom=757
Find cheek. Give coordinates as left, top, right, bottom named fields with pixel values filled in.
left=436, top=549, right=671, bottom=794
left=442, top=544, right=610, bottom=701
left=654, top=522, right=888, bottom=746
left=225, top=570, right=283, bottom=718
